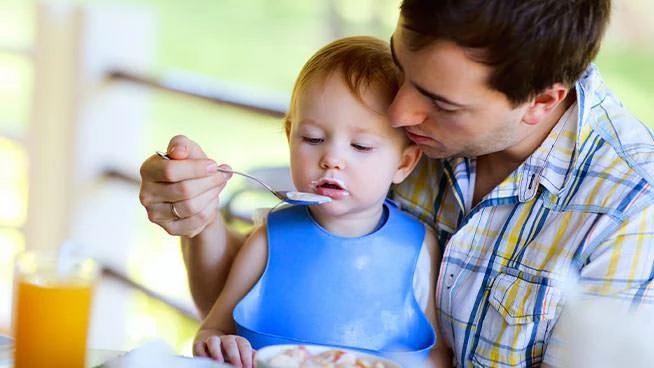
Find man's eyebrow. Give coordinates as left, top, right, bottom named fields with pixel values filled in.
left=414, top=85, right=467, bottom=108
left=390, top=34, right=467, bottom=108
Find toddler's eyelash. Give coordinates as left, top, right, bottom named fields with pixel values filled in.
left=303, top=137, right=323, bottom=144
left=352, top=144, right=372, bottom=151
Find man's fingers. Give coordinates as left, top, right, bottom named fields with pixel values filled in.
left=141, top=156, right=222, bottom=183
left=140, top=173, right=227, bottom=206
left=144, top=184, right=221, bottom=224
left=167, top=135, right=208, bottom=160
left=156, top=195, right=220, bottom=237
left=167, top=185, right=222, bottom=219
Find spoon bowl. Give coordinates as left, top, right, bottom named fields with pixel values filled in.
left=156, top=151, right=331, bottom=206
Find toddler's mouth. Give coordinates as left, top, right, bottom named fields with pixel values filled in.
left=311, top=178, right=350, bottom=199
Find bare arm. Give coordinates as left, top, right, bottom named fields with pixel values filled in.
left=194, top=226, right=268, bottom=366
left=423, top=227, right=453, bottom=367
left=181, top=216, right=245, bottom=318
left=139, top=135, right=245, bottom=317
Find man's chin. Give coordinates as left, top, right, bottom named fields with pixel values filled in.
left=419, top=147, right=461, bottom=160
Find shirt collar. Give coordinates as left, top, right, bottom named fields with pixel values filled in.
left=519, top=103, right=578, bottom=201
left=444, top=65, right=603, bottom=204
left=492, top=64, right=602, bottom=202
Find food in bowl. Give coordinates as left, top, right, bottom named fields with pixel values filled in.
left=263, top=345, right=391, bottom=368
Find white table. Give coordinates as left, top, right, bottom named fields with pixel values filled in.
left=0, top=346, right=122, bottom=368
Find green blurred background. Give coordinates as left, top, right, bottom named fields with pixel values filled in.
left=0, top=0, right=652, bottom=355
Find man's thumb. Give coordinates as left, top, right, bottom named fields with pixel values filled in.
left=167, top=135, right=208, bottom=160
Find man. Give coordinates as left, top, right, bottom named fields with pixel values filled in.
left=139, top=0, right=654, bottom=366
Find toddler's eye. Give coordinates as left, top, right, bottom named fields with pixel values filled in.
left=303, top=137, right=323, bottom=144
left=352, top=143, right=372, bottom=152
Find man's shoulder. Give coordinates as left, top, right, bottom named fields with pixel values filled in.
left=557, top=71, right=654, bottom=219
left=580, top=65, right=654, bottom=179
left=587, top=104, right=654, bottom=183
left=556, top=132, right=654, bottom=221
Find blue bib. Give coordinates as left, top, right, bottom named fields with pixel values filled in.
left=234, top=200, right=436, bottom=362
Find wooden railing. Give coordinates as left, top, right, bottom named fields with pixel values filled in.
left=108, top=70, right=287, bottom=119
left=102, top=68, right=288, bottom=186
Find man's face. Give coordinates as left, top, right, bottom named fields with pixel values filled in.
left=389, top=20, right=531, bottom=159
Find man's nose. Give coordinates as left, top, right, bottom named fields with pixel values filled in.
left=388, top=85, right=427, bottom=128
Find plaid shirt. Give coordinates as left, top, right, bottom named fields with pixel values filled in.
left=392, top=65, right=654, bottom=367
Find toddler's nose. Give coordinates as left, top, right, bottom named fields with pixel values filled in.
left=319, top=153, right=345, bottom=170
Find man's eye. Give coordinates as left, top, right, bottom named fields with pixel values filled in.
left=302, top=137, right=323, bottom=144
left=351, top=143, right=372, bottom=152
left=432, top=101, right=457, bottom=114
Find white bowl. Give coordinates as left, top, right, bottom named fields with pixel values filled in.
left=255, top=344, right=402, bottom=368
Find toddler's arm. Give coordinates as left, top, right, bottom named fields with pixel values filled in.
left=193, top=225, right=268, bottom=367
left=423, top=226, right=454, bottom=367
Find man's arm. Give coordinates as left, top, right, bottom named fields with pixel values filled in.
left=542, top=201, right=654, bottom=367
left=182, top=215, right=246, bottom=318
left=139, top=135, right=244, bottom=317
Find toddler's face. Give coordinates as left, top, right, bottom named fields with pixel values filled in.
left=287, top=73, right=411, bottom=218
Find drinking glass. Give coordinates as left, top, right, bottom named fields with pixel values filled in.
left=12, top=250, right=99, bottom=368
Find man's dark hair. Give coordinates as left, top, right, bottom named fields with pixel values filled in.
left=399, top=0, right=612, bottom=105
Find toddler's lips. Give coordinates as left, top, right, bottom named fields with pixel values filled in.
left=315, top=186, right=350, bottom=199
left=312, top=178, right=350, bottom=199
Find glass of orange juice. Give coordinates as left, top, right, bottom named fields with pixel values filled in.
left=11, top=250, right=99, bottom=368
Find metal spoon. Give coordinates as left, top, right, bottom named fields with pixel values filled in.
left=156, top=151, right=331, bottom=205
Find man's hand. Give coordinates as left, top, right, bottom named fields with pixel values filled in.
left=139, top=135, right=233, bottom=238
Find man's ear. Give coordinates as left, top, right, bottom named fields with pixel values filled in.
left=523, top=83, right=569, bottom=126
left=392, top=144, right=422, bottom=184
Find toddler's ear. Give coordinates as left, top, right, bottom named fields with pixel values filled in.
left=392, top=144, right=422, bottom=184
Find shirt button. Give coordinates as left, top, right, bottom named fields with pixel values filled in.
left=445, top=273, right=455, bottom=289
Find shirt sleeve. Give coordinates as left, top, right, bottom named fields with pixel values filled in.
left=543, top=202, right=654, bottom=367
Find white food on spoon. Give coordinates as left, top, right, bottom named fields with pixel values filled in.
left=286, top=191, right=332, bottom=204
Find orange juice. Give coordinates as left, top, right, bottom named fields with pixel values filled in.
left=12, top=251, right=98, bottom=368
left=13, top=277, right=94, bottom=368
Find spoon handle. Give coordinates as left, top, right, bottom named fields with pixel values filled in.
left=214, top=167, right=278, bottom=195
left=155, top=151, right=279, bottom=197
